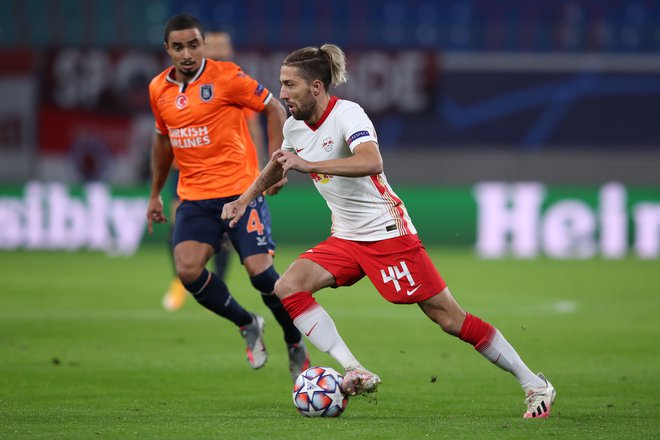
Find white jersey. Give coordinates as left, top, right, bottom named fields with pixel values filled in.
left=281, top=97, right=416, bottom=241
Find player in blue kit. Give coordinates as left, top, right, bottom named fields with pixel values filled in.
left=148, top=14, right=309, bottom=379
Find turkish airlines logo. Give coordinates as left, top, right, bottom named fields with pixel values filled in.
left=175, top=93, right=188, bottom=109
left=168, top=126, right=211, bottom=148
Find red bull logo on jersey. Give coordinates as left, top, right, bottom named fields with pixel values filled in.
left=169, top=125, right=211, bottom=148
left=322, top=137, right=334, bottom=152
left=310, top=173, right=334, bottom=184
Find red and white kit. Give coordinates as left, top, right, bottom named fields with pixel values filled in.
left=282, top=96, right=415, bottom=241
left=281, top=97, right=446, bottom=303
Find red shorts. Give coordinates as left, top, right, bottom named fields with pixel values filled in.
left=299, top=234, right=447, bottom=304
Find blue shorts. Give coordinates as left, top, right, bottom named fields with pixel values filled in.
left=172, top=194, right=276, bottom=260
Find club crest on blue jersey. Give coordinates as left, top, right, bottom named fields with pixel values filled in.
left=200, top=84, right=214, bottom=102
left=322, top=137, right=334, bottom=152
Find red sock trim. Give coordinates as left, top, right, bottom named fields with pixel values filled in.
left=281, top=291, right=319, bottom=320
left=458, top=313, right=495, bottom=352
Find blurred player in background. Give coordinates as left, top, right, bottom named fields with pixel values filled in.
left=222, top=44, right=557, bottom=417
left=147, top=13, right=309, bottom=379
left=162, top=29, right=265, bottom=311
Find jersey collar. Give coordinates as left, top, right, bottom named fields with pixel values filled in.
left=305, top=96, right=339, bottom=131
left=166, top=58, right=207, bottom=92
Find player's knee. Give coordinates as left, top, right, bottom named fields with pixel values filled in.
left=176, top=263, right=204, bottom=285
left=274, top=275, right=297, bottom=299
left=250, top=266, right=279, bottom=294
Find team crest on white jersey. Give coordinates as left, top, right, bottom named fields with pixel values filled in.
left=322, top=137, right=334, bottom=152
left=175, top=93, right=188, bottom=109
left=200, top=84, right=214, bottom=102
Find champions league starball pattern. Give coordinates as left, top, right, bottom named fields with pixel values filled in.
left=292, top=366, right=349, bottom=417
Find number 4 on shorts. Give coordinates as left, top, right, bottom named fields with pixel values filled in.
left=246, top=209, right=265, bottom=235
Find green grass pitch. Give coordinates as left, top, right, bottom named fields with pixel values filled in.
left=1, top=245, right=659, bottom=439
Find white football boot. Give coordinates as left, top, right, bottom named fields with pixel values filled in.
left=523, top=373, right=556, bottom=418
left=341, top=367, right=381, bottom=396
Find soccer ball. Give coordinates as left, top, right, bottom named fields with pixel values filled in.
left=292, top=366, right=349, bottom=417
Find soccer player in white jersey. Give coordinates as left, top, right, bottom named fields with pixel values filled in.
left=222, top=44, right=557, bottom=418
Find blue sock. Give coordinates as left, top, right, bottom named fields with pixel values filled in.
left=214, top=246, right=231, bottom=280
left=251, top=266, right=302, bottom=344
left=184, top=269, right=252, bottom=327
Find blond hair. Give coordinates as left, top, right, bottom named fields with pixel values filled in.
left=282, top=44, right=347, bottom=90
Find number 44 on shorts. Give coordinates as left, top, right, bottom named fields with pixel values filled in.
left=380, top=261, right=416, bottom=293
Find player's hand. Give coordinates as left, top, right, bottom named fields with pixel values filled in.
left=146, top=196, right=167, bottom=234
left=266, top=177, right=288, bottom=195
left=273, top=150, right=311, bottom=177
left=221, top=199, right=247, bottom=228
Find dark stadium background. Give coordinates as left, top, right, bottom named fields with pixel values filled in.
left=1, top=0, right=659, bottom=257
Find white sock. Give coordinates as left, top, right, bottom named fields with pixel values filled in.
left=292, top=305, right=361, bottom=370
left=478, top=329, right=546, bottom=390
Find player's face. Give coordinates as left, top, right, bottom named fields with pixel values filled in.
left=165, top=28, right=205, bottom=81
left=205, top=32, right=233, bottom=61
left=279, top=66, right=316, bottom=122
